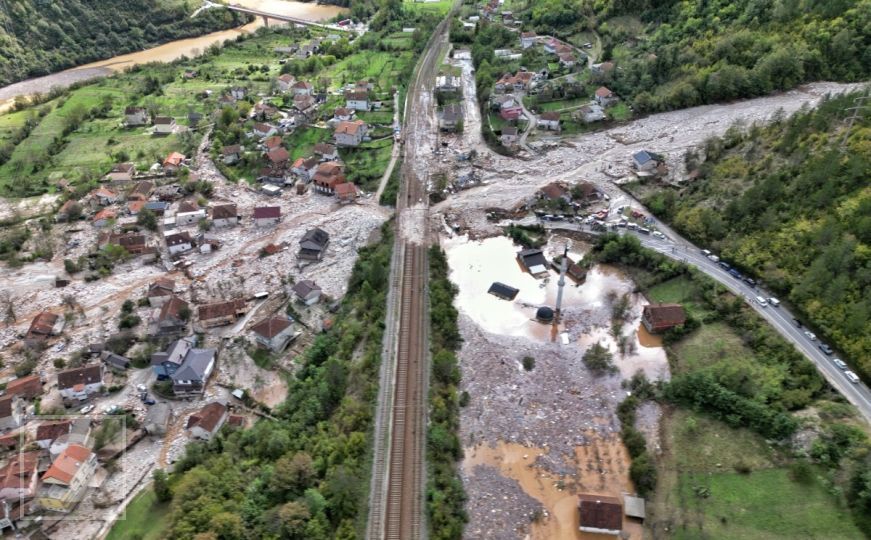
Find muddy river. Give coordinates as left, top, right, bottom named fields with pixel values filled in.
left=0, top=0, right=346, bottom=108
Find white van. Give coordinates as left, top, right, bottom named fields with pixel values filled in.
left=768, top=297, right=780, bottom=307
left=833, top=358, right=847, bottom=370
left=707, top=254, right=720, bottom=263
left=845, top=371, right=860, bottom=384
left=755, top=296, right=768, bottom=307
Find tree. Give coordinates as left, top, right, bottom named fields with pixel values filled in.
left=272, top=452, right=314, bottom=495
left=582, top=343, right=616, bottom=375
left=137, top=208, right=157, bottom=231
left=153, top=469, right=172, bottom=502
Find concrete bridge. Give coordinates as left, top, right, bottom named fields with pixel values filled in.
left=212, top=2, right=350, bottom=31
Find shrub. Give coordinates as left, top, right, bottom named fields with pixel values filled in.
left=522, top=356, right=535, bottom=371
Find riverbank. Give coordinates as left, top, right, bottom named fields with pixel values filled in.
left=0, top=0, right=346, bottom=112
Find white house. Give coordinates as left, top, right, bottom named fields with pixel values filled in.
left=292, top=280, right=322, bottom=305
left=538, top=111, right=561, bottom=131
left=313, top=143, right=339, bottom=161
left=435, top=75, right=460, bottom=93
left=166, top=231, right=194, bottom=255
left=253, top=206, right=281, bottom=227
left=277, top=74, right=295, bottom=92
left=124, top=107, right=149, bottom=126
left=230, top=87, right=247, bottom=100
left=211, top=204, right=238, bottom=228
left=292, top=81, right=314, bottom=96
left=520, top=31, right=537, bottom=49
left=176, top=209, right=207, bottom=226
left=577, top=103, right=606, bottom=123
left=251, top=317, right=297, bottom=352
left=253, top=123, right=278, bottom=139
left=153, top=116, right=176, bottom=134
left=594, top=86, right=618, bottom=107
left=334, top=120, right=367, bottom=147
left=57, top=365, right=103, bottom=404
left=344, top=90, right=369, bottom=111
left=632, top=150, right=660, bottom=172
left=106, top=163, right=135, bottom=182
left=187, top=402, right=228, bottom=441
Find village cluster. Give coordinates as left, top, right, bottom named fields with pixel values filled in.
left=0, top=26, right=403, bottom=535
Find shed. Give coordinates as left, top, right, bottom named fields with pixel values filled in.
left=623, top=495, right=645, bottom=521
left=517, top=249, right=548, bottom=276
left=578, top=494, right=622, bottom=535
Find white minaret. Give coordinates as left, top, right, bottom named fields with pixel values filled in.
left=555, top=243, right=569, bottom=319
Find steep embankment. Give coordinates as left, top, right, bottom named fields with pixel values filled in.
left=0, top=0, right=248, bottom=87
left=632, top=90, right=871, bottom=380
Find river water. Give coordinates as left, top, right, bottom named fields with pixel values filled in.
left=0, top=0, right=345, bottom=108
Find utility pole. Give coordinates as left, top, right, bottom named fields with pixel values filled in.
left=841, top=90, right=870, bottom=152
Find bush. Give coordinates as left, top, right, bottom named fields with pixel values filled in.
left=582, top=343, right=616, bottom=375
left=629, top=453, right=657, bottom=496
left=522, top=356, right=535, bottom=371
left=14, top=358, right=37, bottom=377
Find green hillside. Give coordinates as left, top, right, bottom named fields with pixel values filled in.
left=630, top=91, right=871, bottom=380
left=0, top=0, right=248, bottom=87
left=505, top=0, right=871, bottom=112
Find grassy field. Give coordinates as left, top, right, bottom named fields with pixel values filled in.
left=105, top=487, right=170, bottom=540
left=403, top=0, right=453, bottom=15
left=325, top=50, right=415, bottom=91
left=648, top=276, right=715, bottom=320
left=652, top=408, right=863, bottom=540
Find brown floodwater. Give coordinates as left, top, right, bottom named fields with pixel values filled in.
left=0, top=0, right=346, bottom=109
left=464, top=438, right=643, bottom=540
left=636, top=324, right=663, bottom=348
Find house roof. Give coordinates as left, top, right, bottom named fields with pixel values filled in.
left=521, top=31, right=536, bottom=38
left=159, top=295, right=188, bottom=323
left=292, top=81, right=313, bottom=90
left=106, top=232, right=145, bottom=249
left=26, top=312, right=59, bottom=338
left=643, top=303, right=686, bottom=327
left=253, top=123, right=274, bottom=134
left=42, top=444, right=93, bottom=485
left=595, top=86, right=614, bottom=97
left=633, top=150, right=657, bottom=165
left=164, top=152, right=185, bottom=167
left=127, top=200, right=145, bottom=214
left=37, top=421, right=71, bottom=442
left=148, top=278, right=175, bottom=297
left=335, top=120, right=365, bottom=136
left=292, top=279, right=322, bottom=298
left=92, top=187, right=117, bottom=199
left=166, top=231, right=193, bottom=246
left=211, top=204, right=237, bottom=220
left=125, top=106, right=146, bottom=114
left=502, top=126, right=518, bottom=136
left=6, top=374, right=42, bottom=399
left=93, top=208, right=117, bottom=222
left=442, top=103, right=462, bottom=122
left=300, top=227, right=329, bottom=248
left=198, top=299, right=246, bottom=321
left=264, top=136, right=283, bottom=149
left=222, top=144, right=242, bottom=155
left=253, top=206, right=281, bottom=219
left=57, top=364, right=102, bottom=390
left=172, top=348, right=215, bottom=382
left=313, top=143, right=337, bottom=155
left=0, top=450, right=39, bottom=491
left=251, top=317, right=293, bottom=339
left=278, top=74, right=295, bottom=83
left=488, top=282, right=519, bottom=300
left=154, top=116, right=174, bottom=125
left=187, top=402, right=227, bottom=433
left=518, top=248, right=547, bottom=270
left=334, top=183, right=359, bottom=198
left=334, top=107, right=353, bottom=117
left=111, top=162, right=135, bottom=173
left=344, top=90, right=368, bottom=101
left=578, top=494, right=623, bottom=531
left=267, top=147, right=290, bottom=164
left=102, top=352, right=131, bottom=370
left=540, top=111, right=560, bottom=121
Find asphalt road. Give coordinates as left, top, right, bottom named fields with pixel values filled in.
left=542, top=220, right=871, bottom=424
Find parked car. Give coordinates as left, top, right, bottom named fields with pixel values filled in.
left=707, top=254, right=720, bottom=263
left=804, top=331, right=817, bottom=341
left=744, top=277, right=757, bottom=288
left=819, top=343, right=833, bottom=355
left=833, top=358, right=847, bottom=370
left=845, top=371, right=860, bottom=384
left=794, top=318, right=802, bottom=327
left=719, top=261, right=731, bottom=270
left=79, top=404, right=94, bottom=414
left=755, top=296, right=768, bottom=307
left=768, top=298, right=780, bottom=307
left=701, top=249, right=712, bottom=257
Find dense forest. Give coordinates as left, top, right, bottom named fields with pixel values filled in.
left=0, top=0, right=248, bottom=87
left=635, top=91, right=871, bottom=380
left=510, top=0, right=871, bottom=112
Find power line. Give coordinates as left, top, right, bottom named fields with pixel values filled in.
left=841, top=89, right=870, bottom=152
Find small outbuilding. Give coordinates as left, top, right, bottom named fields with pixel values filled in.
left=488, top=282, right=519, bottom=301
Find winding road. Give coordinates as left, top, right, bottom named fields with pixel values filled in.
left=539, top=219, right=871, bottom=424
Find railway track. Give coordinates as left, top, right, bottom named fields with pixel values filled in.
left=367, top=3, right=459, bottom=539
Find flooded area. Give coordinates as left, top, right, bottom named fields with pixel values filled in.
left=464, top=439, right=643, bottom=540
left=447, top=232, right=666, bottom=539
left=0, top=0, right=346, bottom=108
